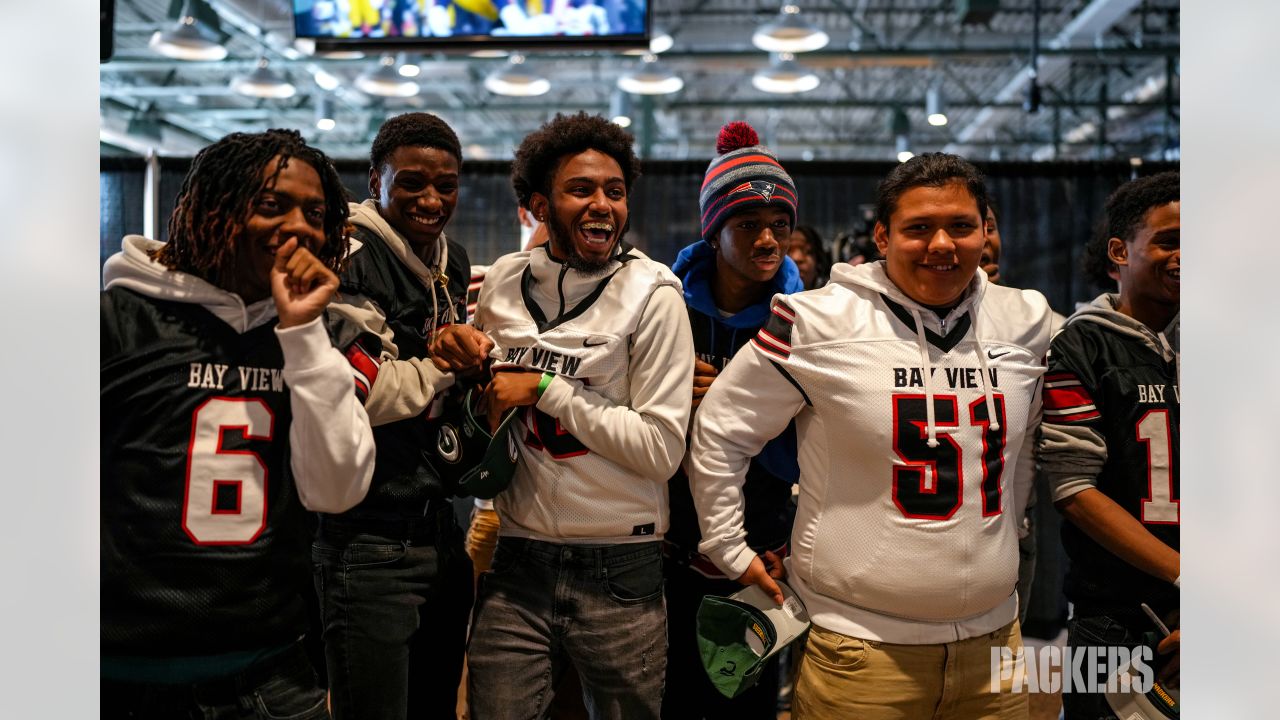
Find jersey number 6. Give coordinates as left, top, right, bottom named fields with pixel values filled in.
left=892, top=394, right=1007, bottom=520
left=182, top=397, right=273, bottom=545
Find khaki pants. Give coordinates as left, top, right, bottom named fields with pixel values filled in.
left=794, top=620, right=1029, bottom=720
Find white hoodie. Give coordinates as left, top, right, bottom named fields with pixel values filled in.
left=688, top=260, right=1054, bottom=644
left=103, top=235, right=375, bottom=513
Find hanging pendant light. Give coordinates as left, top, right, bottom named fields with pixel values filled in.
left=230, top=58, right=296, bottom=99
left=752, top=53, right=820, bottom=94
left=355, top=55, right=420, bottom=98
left=483, top=54, right=551, bottom=97
left=616, top=54, right=683, bottom=96
left=752, top=5, right=829, bottom=54
left=150, top=14, right=227, bottom=61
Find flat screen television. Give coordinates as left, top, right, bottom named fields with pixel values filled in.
left=296, top=0, right=651, bottom=52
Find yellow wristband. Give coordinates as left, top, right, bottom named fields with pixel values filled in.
left=536, top=372, right=555, bottom=398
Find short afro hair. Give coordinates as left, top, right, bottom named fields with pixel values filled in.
left=874, top=153, right=989, bottom=230
left=370, top=112, right=462, bottom=171
left=511, top=112, right=640, bottom=210
left=1104, top=171, right=1179, bottom=244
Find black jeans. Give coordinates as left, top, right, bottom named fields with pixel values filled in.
left=1062, top=610, right=1146, bottom=720
left=100, top=641, right=327, bottom=720
left=312, top=506, right=473, bottom=720
left=661, top=558, right=781, bottom=720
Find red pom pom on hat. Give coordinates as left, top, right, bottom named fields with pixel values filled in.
left=716, top=121, right=759, bottom=155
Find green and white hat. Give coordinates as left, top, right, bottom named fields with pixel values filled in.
left=696, top=580, right=811, bottom=699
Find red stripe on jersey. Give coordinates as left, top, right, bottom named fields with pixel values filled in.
left=1045, top=372, right=1079, bottom=384
left=345, top=340, right=381, bottom=395
left=1044, top=384, right=1094, bottom=411
left=772, top=303, right=795, bottom=323
left=756, top=328, right=791, bottom=352
left=751, top=336, right=790, bottom=360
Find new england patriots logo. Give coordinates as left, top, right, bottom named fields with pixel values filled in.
left=731, top=180, right=776, bottom=201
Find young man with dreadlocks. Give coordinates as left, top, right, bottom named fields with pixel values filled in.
left=460, top=112, right=693, bottom=720
left=314, top=111, right=486, bottom=720
left=101, top=129, right=374, bottom=718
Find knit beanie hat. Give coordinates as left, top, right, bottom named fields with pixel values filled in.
left=699, top=121, right=798, bottom=243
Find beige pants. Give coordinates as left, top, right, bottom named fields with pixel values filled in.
left=794, top=620, right=1029, bottom=720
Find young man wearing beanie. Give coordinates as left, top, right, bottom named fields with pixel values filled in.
left=688, top=153, right=1054, bottom=719
left=458, top=112, right=694, bottom=720
left=663, top=121, right=804, bottom=720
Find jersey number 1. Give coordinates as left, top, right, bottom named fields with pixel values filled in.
left=892, top=394, right=1007, bottom=520
left=182, top=397, right=273, bottom=545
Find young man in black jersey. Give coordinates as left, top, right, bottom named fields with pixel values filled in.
left=316, top=112, right=489, bottom=720
left=1037, top=171, right=1180, bottom=719
left=101, top=129, right=374, bottom=718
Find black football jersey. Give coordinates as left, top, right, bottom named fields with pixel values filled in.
left=101, top=287, right=308, bottom=657
left=1043, top=318, right=1180, bottom=612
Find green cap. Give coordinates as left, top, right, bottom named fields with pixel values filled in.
left=455, top=388, right=523, bottom=500
left=696, top=580, right=811, bottom=699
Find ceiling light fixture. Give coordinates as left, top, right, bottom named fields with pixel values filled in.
left=616, top=54, right=683, bottom=96
left=355, top=55, right=419, bottom=98
left=483, top=54, right=551, bottom=97
left=752, top=5, right=829, bottom=54
left=609, top=89, right=635, bottom=128
left=926, top=84, right=948, bottom=126
left=397, top=52, right=420, bottom=77
left=648, top=28, right=674, bottom=54
left=313, top=68, right=340, bottom=91
left=752, top=53, right=820, bottom=94
left=315, top=96, right=336, bottom=132
left=230, top=58, right=296, bottom=99
left=891, top=108, right=912, bottom=161
left=149, top=14, right=227, bottom=61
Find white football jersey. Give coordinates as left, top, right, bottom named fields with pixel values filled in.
left=689, top=261, right=1054, bottom=643
left=474, top=246, right=693, bottom=543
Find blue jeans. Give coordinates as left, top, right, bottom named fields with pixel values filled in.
left=100, top=641, right=327, bottom=719
left=467, top=537, right=667, bottom=720
left=1062, top=611, right=1147, bottom=720
left=312, top=508, right=473, bottom=720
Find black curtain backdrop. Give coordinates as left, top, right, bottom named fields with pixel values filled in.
left=99, top=157, right=1175, bottom=314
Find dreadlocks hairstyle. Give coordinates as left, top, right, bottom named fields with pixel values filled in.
left=874, top=152, right=989, bottom=231
left=510, top=111, right=640, bottom=210
left=1104, top=171, right=1179, bottom=244
left=370, top=112, right=463, bottom=171
left=153, top=129, right=350, bottom=285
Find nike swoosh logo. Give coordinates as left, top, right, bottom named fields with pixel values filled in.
left=583, top=337, right=609, bottom=347
left=987, top=349, right=1012, bottom=359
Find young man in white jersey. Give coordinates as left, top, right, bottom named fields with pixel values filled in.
left=688, top=153, right=1054, bottom=719
left=458, top=112, right=694, bottom=720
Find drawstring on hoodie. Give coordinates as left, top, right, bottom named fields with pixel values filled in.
left=909, top=308, right=941, bottom=448
left=970, top=308, right=1001, bottom=432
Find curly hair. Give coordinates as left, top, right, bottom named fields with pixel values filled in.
left=153, top=129, right=350, bottom=285
left=370, top=112, right=462, bottom=171
left=510, top=112, right=640, bottom=210
left=1081, top=214, right=1118, bottom=291
left=1104, top=171, right=1179, bottom=243
left=874, top=153, right=989, bottom=230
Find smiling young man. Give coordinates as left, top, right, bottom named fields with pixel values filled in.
left=663, top=121, right=804, bottom=720
left=462, top=112, right=693, bottom=720
left=1037, top=172, right=1180, bottom=719
left=101, top=129, right=374, bottom=718
left=316, top=112, right=484, bottom=720
left=688, top=153, right=1055, bottom=719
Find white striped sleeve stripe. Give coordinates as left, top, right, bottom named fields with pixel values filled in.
left=756, top=328, right=791, bottom=352
left=1044, top=379, right=1083, bottom=388
left=1044, top=405, right=1097, bottom=416
left=772, top=303, right=796, bottom=322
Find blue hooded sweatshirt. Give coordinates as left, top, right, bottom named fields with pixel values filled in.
left=666, top=240, right=803, bottom=554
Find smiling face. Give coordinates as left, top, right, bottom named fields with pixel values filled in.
left=874, top=180, right=985, bottom=308
left=1112, top=200, right=1180, bottom=312
left=370, top=145, right=460, bottom=256
left=230, top=155, right=327, bottom=303
left=532, top=148, right=628, bottom=275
